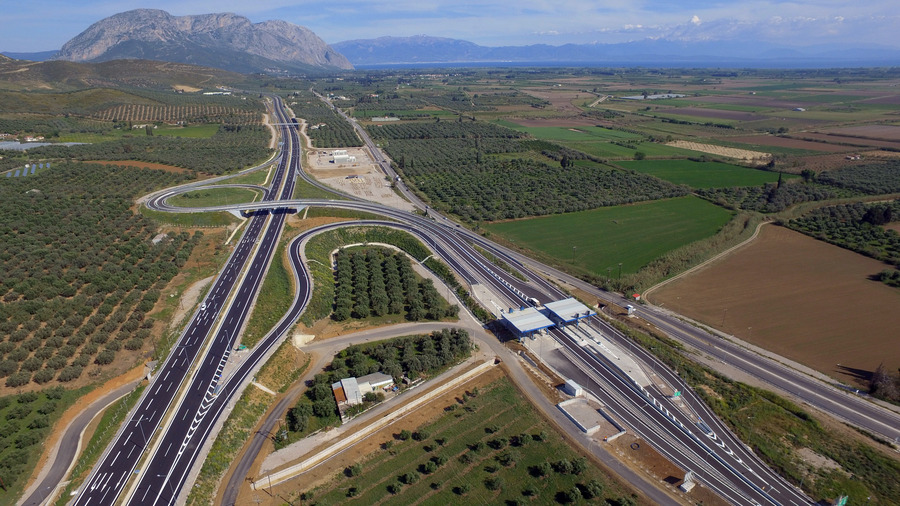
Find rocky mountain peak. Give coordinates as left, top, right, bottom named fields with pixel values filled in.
left=55, top=9, right=351, bottom=73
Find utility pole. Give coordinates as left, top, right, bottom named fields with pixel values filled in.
left=618, top=262, right=623, bottom=279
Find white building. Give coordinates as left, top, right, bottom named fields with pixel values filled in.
left=357, top=372, right=394, bottom=392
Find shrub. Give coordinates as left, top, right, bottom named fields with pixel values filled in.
left=5, top=372, right=31, bottom=388
left=582, top=479, right=605, bottom=499
left=399, top=471, right=419, bottom=485
left=398, top=429, right=411, bottom=441
left=454, top=483, right=472, bottom=495
left=484, top=476, right=503, bottom=491
left=57, top=365, right=83, bottom=382
left=33, top=368, right=55, bottom=384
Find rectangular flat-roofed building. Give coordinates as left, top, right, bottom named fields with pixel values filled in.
left=332, top=377, right=362, bottom=406
left=502, top=307, right=555, bottom=339
left=544, top=297, right=596, bottom=326
left=357, top=372, right=394, bottom=392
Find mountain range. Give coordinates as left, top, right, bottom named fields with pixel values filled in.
left=332, top=35, right=900, bottom=68
left=51, top=9, right=351, bottom=74
left=4, top=10, right=899, bottom=71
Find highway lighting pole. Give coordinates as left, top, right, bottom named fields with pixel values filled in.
left=618, top=262, right=622, bottom=279
left=136, top=416, right=148, bottom=446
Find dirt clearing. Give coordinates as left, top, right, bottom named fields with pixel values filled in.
left=666, top=140, right=771, bottom=162
left=651, top=225, right=900, bottom=388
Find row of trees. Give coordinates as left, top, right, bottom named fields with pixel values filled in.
left=332, top=249, right=457, bottom=321
left=789, top=200, right=900, bottom=267
left=286, top=91, right=362, bottom=148
left=698, top=160, right=900, bottom=213
left=93, top=104, right=261, bottom=125
left=367, top=121, right=684, bottom=221
left=0, top=163, right=201, bottom=387
left=5, top=125, right=272, bottom=174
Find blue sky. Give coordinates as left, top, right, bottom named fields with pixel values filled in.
left=1, top=1, right=897, bottom=52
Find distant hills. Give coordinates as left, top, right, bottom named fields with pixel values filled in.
left=52, top=9, right=351, bottom=74
left=0, top=57, right=252, bottom=92
left=332, top=35, right=900, bottom=68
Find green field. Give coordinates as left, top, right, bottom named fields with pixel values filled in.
left=617, top=159, right=796, bottom=188
left=226, top=166, right=271, bottom=186
left=564, top=140, right=699, bottom=160
left=301, top=377, right=637, bottom=505
left=167, top=187, right=261, bottom=207
left=498, top=122, right=642, bottom=142
left=486, top=196, right=734, bottom=276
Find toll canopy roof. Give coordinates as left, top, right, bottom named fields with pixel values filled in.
left=544, top=297, right=596, bottom=323
left=502, top=307, right=554, bottom=335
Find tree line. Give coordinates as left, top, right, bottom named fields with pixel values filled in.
left=789, top=200, right=900, bottom=268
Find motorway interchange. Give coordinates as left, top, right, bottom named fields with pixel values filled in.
left=67, top=94, right=900, bottom=506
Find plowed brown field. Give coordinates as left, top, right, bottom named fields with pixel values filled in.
left=651, top=225, right=900, bottom=387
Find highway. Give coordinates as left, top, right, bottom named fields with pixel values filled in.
left=76, top=90, right=898, bottom=505
left=71, top=96, right=300, bottom=506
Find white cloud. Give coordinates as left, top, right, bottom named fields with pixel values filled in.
left=691, top=15, right=701, bottom=25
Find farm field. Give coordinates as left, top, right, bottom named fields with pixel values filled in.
left=721, top=135, right=853, bottom=153
left=565, top=140, right=699, bottom=159
left=616, top=159, right=794, bottom=189
left=297, top=376, right=642, bottom=506
left=650, top=225, right=900, bottom=388
left=486, top=196, right=734, bottom=276
left=498, top=121, right=642, bottom=141
left=654, top=106, right=768, bottom=122
left=822, top=124, right=900, bottom=141
left=167, top=186, right=262, bottom=208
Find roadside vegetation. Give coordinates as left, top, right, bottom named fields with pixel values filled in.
left=187, top=344, right=310, bottom=506
left=0, top=386, right=90, bottom=506
left=300, top=226, right=440, bottom=326
left=297, top=377, right=640, bottom=506
left=166, top=187, right=262, bottom=208
left=280, top=329, right=473, bottom=445
left=241, top=240, right=294, bottom=349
